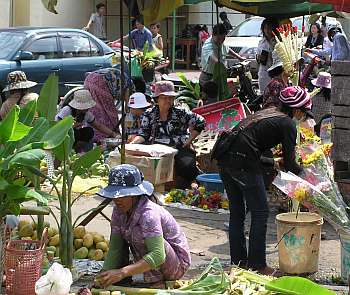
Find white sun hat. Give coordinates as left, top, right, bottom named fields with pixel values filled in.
left=69, top=89, right=96, bottom=110
left=128, top=92, right=151, bottom=109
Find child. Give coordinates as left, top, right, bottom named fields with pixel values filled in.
left=150, top=23, right=164, bottom=51
left=126, top=92, right=151, bottom=142
left=202, top=80, right=218, bottom=105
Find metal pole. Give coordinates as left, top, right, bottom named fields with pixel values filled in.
left=120, top=0, right=126, bottom=164
left=216, top=2, right=219, bottom=24
left=172, top=10, right=176, bottom=72
left=211, top=0, right=214, bottom=29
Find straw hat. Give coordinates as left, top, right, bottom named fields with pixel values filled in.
left=2, top=71, right=37, bottom=92
left=128, top=92, right=151, bottom=109
left=69, top=89, right=96, bottom=110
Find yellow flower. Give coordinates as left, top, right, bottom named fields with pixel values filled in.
left=165, top=195, right=173, bottom=203
left=221, top=200, right=229, bottom=209
left=202, top=204, right=208, bottom=210
left=294, top=188, right=309, bottom=202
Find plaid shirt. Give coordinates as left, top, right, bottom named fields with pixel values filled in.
left=126, top=113, right=141, bottom=136
left=130, top=28, right=153, bottom=50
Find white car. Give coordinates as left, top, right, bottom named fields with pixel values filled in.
left=225, top=16, right=338, bottom=78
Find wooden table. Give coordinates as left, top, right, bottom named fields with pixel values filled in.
left=173, top=38, right=197, bottom=70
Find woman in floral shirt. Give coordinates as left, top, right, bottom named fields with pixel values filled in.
left=131, top=81, right=206, bottom=188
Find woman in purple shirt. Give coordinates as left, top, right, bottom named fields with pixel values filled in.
left=96, top=165, right=191, bottom=287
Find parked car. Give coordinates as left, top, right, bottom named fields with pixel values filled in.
left=225, top=16, right=338, bottom=78
left=0, top=27, right=115, bottom=98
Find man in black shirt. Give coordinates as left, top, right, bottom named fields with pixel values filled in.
left=218, top=86, right=312, bottom=275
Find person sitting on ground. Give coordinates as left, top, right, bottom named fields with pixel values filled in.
left=55, top=90, right=118, bottom=153
left=126, top=92, right=151, bottom=142
left=150, top=23, right=164, bottom=52
left=1, top=71, right=38, bottom=119
left=114, top=15, right=153, bottom=51
left=262, top=57, right=290, bottom=109
left=305, top=23, right=324, bottom=49
left=131, top=81, right=206, bottom=189
left=96, top=164, right=191, bottom=288
left=202, top=80, right=218, bottom=105
left=132, top=77, right=153, bottom=104
left=219, top=11, right=232, bottom=31
left=83, top=3, right=106, bottom=41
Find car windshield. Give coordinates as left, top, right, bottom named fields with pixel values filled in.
left=0, top=32, right=26, bottom=60
left=228, top=18, right=263, bottom=37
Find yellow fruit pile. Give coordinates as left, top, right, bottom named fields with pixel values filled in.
left=13, top=221, right=108, bottom=262
left=73, top=226, right=109, bottom=261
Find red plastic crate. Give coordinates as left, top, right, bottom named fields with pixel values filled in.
left=193, top=97, right=246, bottom=131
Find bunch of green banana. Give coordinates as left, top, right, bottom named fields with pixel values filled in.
left=176, top=90, right=199, bottom=110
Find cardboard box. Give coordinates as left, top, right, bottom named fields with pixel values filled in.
left=125, top=153, right=175, bottom=185
left=108, top=144, right=177, bottom=185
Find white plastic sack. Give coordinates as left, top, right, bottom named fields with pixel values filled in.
left=35, top=263, right=73, bottom=295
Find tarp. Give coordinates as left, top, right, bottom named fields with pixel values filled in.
left=216, top=0, right=334, bottom=18
left=142, top=0, right=184, bottom=24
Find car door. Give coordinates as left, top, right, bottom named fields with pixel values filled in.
left=58, top=32, right=107, bottom=85
left=12, top=33, right=64, bottom=93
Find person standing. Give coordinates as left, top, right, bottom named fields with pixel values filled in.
left=256, top=18, right=279, bottom=93
left=199, top=23, right=244, bottom=88
left=150, top=23, right=164, bottom=51
left=309, top=26, right=350, bottom=61
left=84, top=3, right=107, bottom=41
left=215, top=86, right=312, bottom=275
left=219, top=11, right=233, bottom=32
left=305, top=23, right=324, bottom=49
left=114, top=16, right=153, bottom=51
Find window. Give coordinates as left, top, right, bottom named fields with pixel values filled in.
left=228, top=18, right=263, bottom=37
left=90, top=39, right=101, bottom=56
left=0, top=32, right=26, bottom=60
left=25, top=36, right=58, bottom=60
left=60, top=34, right=93, bottom=58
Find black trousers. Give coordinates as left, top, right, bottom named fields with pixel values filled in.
left=174, top=147, right=201, bottom=189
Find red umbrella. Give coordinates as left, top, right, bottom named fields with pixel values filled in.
left=310, top=0, right=350, bottom=12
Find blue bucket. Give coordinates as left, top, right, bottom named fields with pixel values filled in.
left=196, top=173, right=224, bottom=193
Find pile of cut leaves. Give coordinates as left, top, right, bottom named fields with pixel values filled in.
left=92, top=258, right=336, bottom=295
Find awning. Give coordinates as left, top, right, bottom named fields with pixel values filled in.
left=216, top=0, right=334, bottom=18
left=310, top=0, right=350, bottom=13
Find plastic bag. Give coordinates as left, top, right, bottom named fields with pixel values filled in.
left=35, top=263, right=73, bottom=295
left=131, top=57, right=142, bottom=78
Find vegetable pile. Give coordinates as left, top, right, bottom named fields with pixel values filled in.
left=165, top=187, right=229, bottom=210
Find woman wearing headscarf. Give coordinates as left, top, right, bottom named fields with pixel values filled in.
left=96, top=164, right=191, bottom=287
left=84, top=67, right=132, bottom=142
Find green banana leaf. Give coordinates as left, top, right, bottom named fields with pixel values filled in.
left=37, top=74, right=59, bottom=120
left=71, top=147, right=102, bottom=177
left=266, top=276, right=336, bottom=295
left=41, top=116, right=74, bottom=149
left=19, top=99, right=37, bottom=126
left=213, top=63, right=230, bottom=101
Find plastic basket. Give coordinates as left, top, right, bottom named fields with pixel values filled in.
left=5, top=229, right=47, bottom=295
left=192, top=97, right=246, bottom=131
left=197, top=173, right=224, bottom=193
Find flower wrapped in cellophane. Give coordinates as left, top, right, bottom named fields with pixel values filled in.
left=273, top=171, right=350, bottom=231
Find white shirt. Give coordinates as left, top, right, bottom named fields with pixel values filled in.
left=201, top=37, right=229, bottom=75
